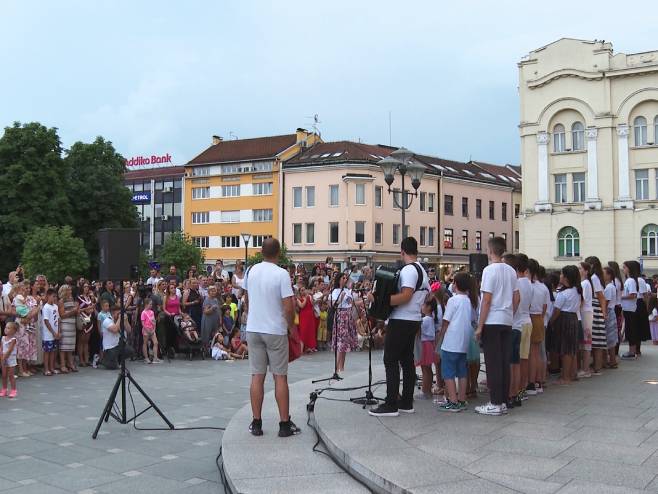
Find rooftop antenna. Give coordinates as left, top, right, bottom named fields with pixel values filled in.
left=305, top=114, right=321, bottom=137
left=229, top=131, right=238, bottom=140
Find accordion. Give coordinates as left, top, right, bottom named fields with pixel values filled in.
left=368, top=265, right=400, bottom=321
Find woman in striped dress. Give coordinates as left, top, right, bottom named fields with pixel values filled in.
left=586, top=257, right=607, bottom=374
left=58, top=285, right=79, bottom=373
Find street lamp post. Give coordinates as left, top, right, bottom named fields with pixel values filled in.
left=241, top=232, right=252, bottom=265
left=378, top=147, right=425, bottom=237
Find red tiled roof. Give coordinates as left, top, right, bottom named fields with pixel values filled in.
left=285, top=141, right=397, bottom=166
left=471, top=161, right=522, bottom=190
left=187, top=134, right=298, bottom=165
left=124, top=166, right=185, bottom=181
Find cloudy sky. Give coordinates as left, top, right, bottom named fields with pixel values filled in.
left=0, top=1, right=653, bottom=165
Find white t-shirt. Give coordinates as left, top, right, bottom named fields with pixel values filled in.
left=102, top=317, right=120, bottom=350
left=2, top=282, right=13, bottom=297
left=244, top=262, right=294, bottom=335
left=591, top=274, right=604, bottom=294
left=530, top=281, right=550, bottom=315
left=650, top=308, right=658, bottom=322
left=420, top=315, right=435, bottom=341
left=604, top=282, right=616, bottom=305
left=390, top=262, right=429, bottom=322
left=146, top=276, right=162, bottom=286
left=622, top=278, right=638, bottom=312
left=639, top=278, right=649, bottom=295
left=554, top=287, right=581, bottom=313
left=441, top=293, right=474, bottom=353
left=330, top=288, right=354, bottom=310
left=480, top=262, right=518, bottom=326
left=581, top=279, right=593, bottom=314
left=513, top=277, right=533, bottom=330
left=615, top=279, right=623, bottom=307
left=41, top=303, right=59, bottom=342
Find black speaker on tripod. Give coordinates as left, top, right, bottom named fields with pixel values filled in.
left=469, top=253, right=489, bottom=278
left=97, top=228, right=140, bottom=280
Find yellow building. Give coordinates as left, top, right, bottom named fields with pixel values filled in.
left=184, top=129, right=319, bottom=266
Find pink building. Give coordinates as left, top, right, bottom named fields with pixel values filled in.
left=282, top=141, right=521, bottom=268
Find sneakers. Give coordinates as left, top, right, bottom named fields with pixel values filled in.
left=518, top=390, right=528, bottom=401
left=577, top=370, right=592, bottom=378
left=474, top=402, right=505, bottom=416
left=368, top=403, right=399, bottom=417
left=8, top=390, right=16, bottom=399
left=438, top=401, right=462, bottom=412
left=397, top=402, right=415, bottom=414
left=591, top=370, right=603, bottom=376
left=278, top=419, right=301, bottom=437
left=536, top=384, right=544, bottom=394
left=92, top=354, right=99, bottom=369
left=513, top=396, right=523, bottom=408
left=0, top=388, right=6, bottom=397
left=621, top=352, right=637, bottom=360
left=458, top=401, right=468, bottom=410
left=249, top=418, right=263, bottom=436
left=526, top=383, right=538, bottom=395
left=152, top=358, right=163, bottom=364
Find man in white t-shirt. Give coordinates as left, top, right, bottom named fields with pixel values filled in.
left=475, top=237, right=519, bottom=417
left=369, top=237, right=429, bottom=418
left=146, top=269, right=163, bottom=287
left=243, top=238, right=299, bottom=438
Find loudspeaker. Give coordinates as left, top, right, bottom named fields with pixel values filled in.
left=469, top=253, right=489, bottom=277
left=97, top=228, right=140, bottom=281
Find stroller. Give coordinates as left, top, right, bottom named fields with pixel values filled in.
left=173, top=315, right=205, bottom=360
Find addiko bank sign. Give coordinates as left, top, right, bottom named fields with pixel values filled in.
left=125, top=153, right=174, bottom=169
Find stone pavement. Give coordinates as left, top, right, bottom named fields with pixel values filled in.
left=0, top=350, right=373, bottom=494
left=224, top=345, right=658, bottom=494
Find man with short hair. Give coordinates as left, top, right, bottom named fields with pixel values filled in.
left=475, top=237, right=519, bottom=416
left=212, top=261, right=229, bottom=283
left=167, top=265, right=180, bottom=285
left=146, top=269, right=163, bottom=286
left=243, top=238, right=300, bottom=437
left=369, top=237, right=429, bottom=417
left=2, top=271, right=17, bottom=297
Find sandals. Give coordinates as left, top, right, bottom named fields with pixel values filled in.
left=44, top=371, right=53, bottom=376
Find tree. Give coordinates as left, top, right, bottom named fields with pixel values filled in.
left=0, top=122, right=72, bottom=276
left=158, top=232, right=205, bottom=277
left=21, top=226, right=89, bottom=283
left=247, top=243, right=292, bottom=267
left=65, top=137, right=138, bottom=275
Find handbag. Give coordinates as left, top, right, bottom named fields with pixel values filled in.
left=288, top=327, right=302, bottom=363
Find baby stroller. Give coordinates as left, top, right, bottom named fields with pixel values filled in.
left=173, top=315, right=205, bottom=360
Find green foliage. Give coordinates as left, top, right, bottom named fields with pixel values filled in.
left=158, top=232, right=205, bottom=276
left=22, top=226, right=89, bottom=283
left=64, top=137, right=138, bottom=274
left=247, top=243, right=292, bottom=267
left=0, top=122, right=72, bottom=276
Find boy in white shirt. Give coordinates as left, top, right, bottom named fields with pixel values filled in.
left=41, top=288, right=60, bottom=376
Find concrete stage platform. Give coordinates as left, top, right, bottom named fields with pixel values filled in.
left=223, top=347, right=658, bottom=493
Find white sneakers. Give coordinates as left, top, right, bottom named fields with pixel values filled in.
left=474, top=402, right=507, bottom=416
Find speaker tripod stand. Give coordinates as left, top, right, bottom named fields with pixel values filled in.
left=350, top=316, right=384, bottom=408
left=92, top=281, right=174, bottom=439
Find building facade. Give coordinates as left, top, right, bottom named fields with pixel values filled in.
left=519, top=38, right=658, bottom=271
left=283, top=141, right=520, bottom=268
left=184, top=129, right=319, bottom=266
left=124, top=165, right=185, bottom=256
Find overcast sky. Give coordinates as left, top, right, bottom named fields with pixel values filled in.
left=1, top=1, right=653, bottom=165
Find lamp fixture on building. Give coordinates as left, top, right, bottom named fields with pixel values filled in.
left=241, top=232, right=252, bottom=265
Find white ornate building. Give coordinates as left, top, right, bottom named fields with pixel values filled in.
left=519, top=38, right=658, bottom=271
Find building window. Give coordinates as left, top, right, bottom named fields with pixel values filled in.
left=572, top=122, right=585, bottom=151
left=221, top=235, right=240, bottom=248
left=489, top=200, right=495, bottom=220
left=443, top=228, right=453, bottom=249
left=553, top=124, right=565, bottom=152
left=636, top=169, right=649, bottom=200
left=192, top=187, right=209, bottom=199
left=555, top=174, right=567, bottom=203
left=641, top=224, right=658, bottom=256
left=192, top=211, right=209, bottom=224
left=557, top=226, right=580, bottom=257
left=514, top=203, right=520, bottom=218
left=502, top=202, right=507, bottom=221
left=420, top=227, right=426, bottom=246
left=375, top=223, right=383, bottom=244
left=476, top=199, right=482, bottom=219
left=489, top=232, right=495, bottom=239
left=573, top=173, right=586, bottom=202
left=253, top=209, right=273, bottom=222
left=293, top=187, right=302, bottom=207
left=355, top=221, right=365, bottom=243
left=293, top=224, right=302, bottom=244
left=393, top=189, right=409, bottom=209
left=253, top=235, right=272, bottom=248
left=329, top=222, right=339, bottom=244
left=306, top=223, right=315, bottom=244
left=253, top=182, right=273, bottom=195
left=461, top=229, right=468, bottom=250
left=514, top=230, right=519, bottom=251
left=462, top=197, right=469, bottom=217
left=475, top=231, right=482, bottom=251
left=329, top=185, right=339, bottom=206
left=192, top=167, right=210, bottom=177
left=428, top=227, right=435, bottom=247
left=222, top=184, right=240, bottom=197
left=502, top=233, right=507, bottom=242
left=393, top=224, right=400, bottom=245
left=375, top=186, right=383, bottom=207
left=634, top=116, right=648, bottom=146
left=253, top=161, right=273, bottom=172
left=403, top=225, right=409, bottom=239
left=444, top=195, right=453, bottom=215
left=428, top=193, right=435, bottom=213
left=355, top=184, right=366, bottom=205
left=193, top=236, right=209, bottom=248
left=420, top=192, right=426, bottom=211
left=306, top=186, right=315, bottom=207
left=220, top=210, right=240, bottom=223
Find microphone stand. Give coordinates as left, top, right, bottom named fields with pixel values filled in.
left=350, top=312, right=384, bottom=408
left=312, top=283, right=346, bottom=384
